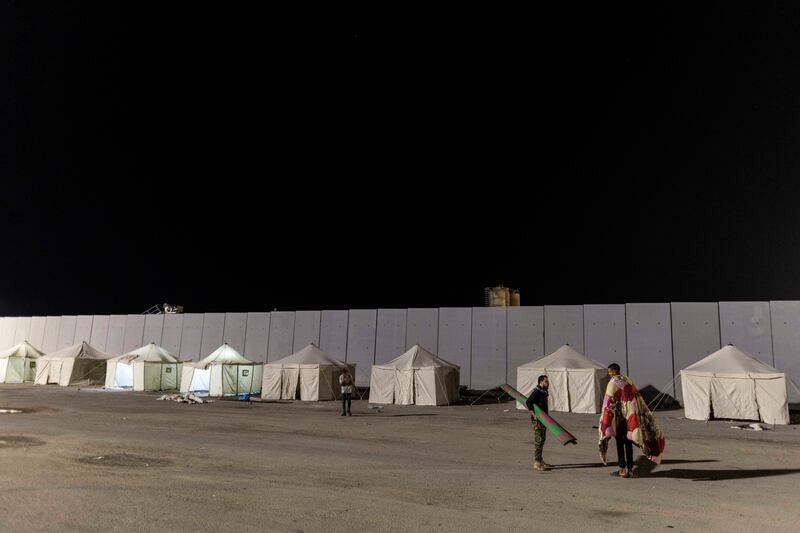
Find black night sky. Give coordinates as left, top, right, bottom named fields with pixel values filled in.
left=5, top=4, right=800, bottom=315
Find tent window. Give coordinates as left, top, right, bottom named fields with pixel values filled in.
left=165, top=367, right=172, bottom=373
left=30, top=362, right=36, bottom=368
left=242, top=369, right=249, bottom=377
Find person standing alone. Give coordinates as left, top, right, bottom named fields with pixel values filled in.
left=339, top=367, right=354, bottom=416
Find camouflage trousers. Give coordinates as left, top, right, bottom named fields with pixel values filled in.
left=532, top=417, right=546, bottom=462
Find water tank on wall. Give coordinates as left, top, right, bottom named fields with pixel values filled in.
left=484, top=286, right=520, bottom=306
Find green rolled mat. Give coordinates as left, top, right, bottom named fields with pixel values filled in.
left=500, top=384, right=578, bottom=445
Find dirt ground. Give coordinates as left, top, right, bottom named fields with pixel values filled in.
left=0, top=385, right=798, bottom=533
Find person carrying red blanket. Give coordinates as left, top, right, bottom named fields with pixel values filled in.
left=598, top=363, right=665, bottom=478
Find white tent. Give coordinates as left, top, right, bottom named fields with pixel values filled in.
left=516, top=345, right=607, bottom=414
left=180, top=344, right=262, bottom=396
left=0, top=341, right=43, bottom=383
left=34, top=341, right=114, bottom=386
left=369, top=345, right=459, bottom=406
left=105, top=343, right=183, bottom=391
left=262, top=344, right=355, bottom=401
left=680, top=345, right=796, bottom=425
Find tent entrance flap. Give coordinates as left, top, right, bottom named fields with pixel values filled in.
left=414, top=368, right=436, bottom=406
left=710, top=377, right=759, bottom=420
left=48, top=361, right=62, bottom=384
left=394, top=369, right=414, bottom=405
left=262, top=366, right=282, bottom=399
left=5, top=359, right=24, bottom=383
left=190, top=368, right=211, bottom=391
left=114, top=363, right=134, bottom=388
left=299, top=367, right=319, bottom=401
left=566, top=370, right=596, bottom=414
left=222, top=365, right=238, bottom=395
left=281, top=368, right=300, bottom=399
left=368, top=367, right=395, bottom=404
left=547, top=370, right=569, bottom=412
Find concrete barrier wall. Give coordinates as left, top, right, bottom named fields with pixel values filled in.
left=243, top=312, right=270, bottom=362
left=267, top=311, right=295, bottom=361
left=223, top=313, right=248, bottom=355
left=293, top=311, right=321, bottom=352
left=4, top=301, right=800, bottom=393
left=376, top=309, right=407, bottom=363
left=319, top=310, right=348, bottom=361
left=143, top=315, right=164, bottom=346
left=506, top=306, right=543, bottom=385
left=583, top=304, right=627, bottom=374
left=670, top=303, right=720, bottom=402
left=75, top=315, right=95, bottom=345
left=161, top=314, right=184, bottom=356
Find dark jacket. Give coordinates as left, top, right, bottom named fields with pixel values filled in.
left=526, top=386, right=549, bottom=414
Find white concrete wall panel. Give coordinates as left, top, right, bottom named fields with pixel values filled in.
left=769, top=301, right=800, bottom=392
left=56, top=316, right=78, bottom=349
left=13, top=317, right=32, bottom=345
left=320, top=310, right=348, bottom=360
left=29, top=317, right=47, bottom=351
left=143, top=315, right=164, bottom=345
left=544, top=305, right=584, bottom=353
left=0, top=317, right=17, bottom=349
left=293, top=311, right=321, bottom=351
left=105, top=315, right=127, bottom=355
left=406, top=308, right=438, bottom=353
left=376, top=309, right=407, bottom=363
left=719, top=302, right=773, bottom=365
left=438, top=308, right=472, bottom=386
left=506, top=307, right=544, bottom=384
left=179, top=314, right=205, bottom=361
left=123, top=314, right=146, bottom=353
left=161, top=314, right=184, bottom=356
left=223, top=313, right=248, bottom=354
left=200, top=313, right=225, bottom=356
left=267, top=312, right=295, bottom=361
left=89, top=316, right=110, bottom=351
left=346, top=309, right=377, bottom=386
left=471, top=307, right=506, bottom=390
left=4, top=300, right=791, bottom=396
left=584, top=304, right=627, bottom=374
left=42, top=316, right=62, bottom=353
left=671, top=303, right=720, bottom=401
left=626, top=303, right=674, bottom=394
left=74, top=315, right=94, bottom=345
left=244, top=312, right=270, bottom=362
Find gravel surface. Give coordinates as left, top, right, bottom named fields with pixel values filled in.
left=0, top=385, right=798, bottom=532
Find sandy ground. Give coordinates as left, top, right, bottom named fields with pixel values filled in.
left=0, top=385, right=798, bottom=533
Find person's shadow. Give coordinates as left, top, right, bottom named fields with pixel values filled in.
left=556, top=458, right=800, bottom=481
left=634, top=457, right=800, bottom=481
left=553, top=459, right=716, bottom=470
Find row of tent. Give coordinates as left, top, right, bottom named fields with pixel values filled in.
left=2, top=338, right=798, bottom=423
left=0, top=339, right=461, bottom=406
left=516, top=344, right=800, bottom=425
left=0, top=340, right=267, bottom=395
